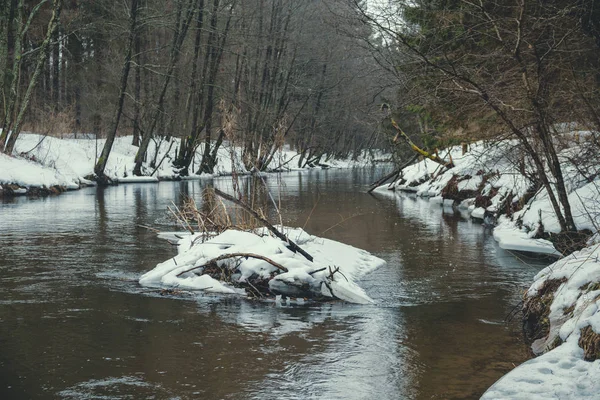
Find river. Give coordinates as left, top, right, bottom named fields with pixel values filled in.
left=0, top=168, right=548, bottom=399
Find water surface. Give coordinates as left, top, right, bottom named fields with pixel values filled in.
left=0, top=169, right=547, bottom=399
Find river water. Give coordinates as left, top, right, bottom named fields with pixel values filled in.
left=0, top=169, right=548, bottom=399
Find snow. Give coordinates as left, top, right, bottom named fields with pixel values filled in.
left=0, top=133, right=390, bottom=192
left=483, top=244, right=600, bottom=399
left=457, top=175, right=482, bottom=191
left=372, top=136, right=600, bottom=397
left=482, top=338, right=600, bottom=399
left=471, top=207, right=485, bottom=220
left=379, top=139, right=600, bottom=258
left=493, top=218, right=562, bottom=257
left=392, top=142, right=533, bottom=206
left=0, top=151, right=79, bottom=188
left=117, top=176, right=159, bottom=183
left=517, top=182, right=600, bottom=235
left=139, top=227, right=386, bottom=304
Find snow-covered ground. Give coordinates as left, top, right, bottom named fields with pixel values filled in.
left=374, top=135, right=600, bottom=399
left=140, top=227, right=386, bottom=304
left=482, top=244, right=600, bottom=399
left=0, top=133, right=389, bottom=193
left=377, top=137, right=600, bottom=255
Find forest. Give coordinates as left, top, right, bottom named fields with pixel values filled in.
left=0, top=0, right=393, bottom=181
left=1, top=0, right=599, bottom=223
left=2, top=1, right=600, bottom=397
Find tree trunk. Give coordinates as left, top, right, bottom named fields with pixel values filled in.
left=1, top=0, right=63, bottom=154
left=132, top=15, right=141, bottom=147
left=133, top=0, right=195, bottom=176
left=93, top=0, right=139, bottom=182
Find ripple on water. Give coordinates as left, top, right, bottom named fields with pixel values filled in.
left=57, top=375, right=175, bottom=399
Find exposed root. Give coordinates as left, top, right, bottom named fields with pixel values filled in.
left=550, top=230, right=593, bottom=255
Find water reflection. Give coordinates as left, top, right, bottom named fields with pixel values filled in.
left=0, top=168, right=548, bottom=399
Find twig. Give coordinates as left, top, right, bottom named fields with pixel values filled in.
left=175, top=252, right=289, bottom=277
left=327, top=265, right=349, bottom=282
left=214, top=188, right=314, bottom=262
left=303, top=192, right=320, bottom=231
left=137, top=224, right=161, bottom=233
left=168, top=202, right=195, bottom=234
left=505, top=300, right=524, bottom=323
left=321, top=213, right=364, bottom=235
left=308, top=267, right=327, bottom=275
left=246, top=280, right=265, bottom=298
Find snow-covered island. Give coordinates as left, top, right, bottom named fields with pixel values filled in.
left=140, top=227, right=386, bottom=305
left=0, top=133, right=388, bottom=302
left=373, top=135, right=600, bottom=398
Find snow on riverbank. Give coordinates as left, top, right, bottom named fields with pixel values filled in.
left=140, top=228, right=386, bottom=304
left=0, top=133, right=389, bottom=193
left=376, top=137, right=600, bottom=256
left=482, top=243, right=600, bottom=399
left=373, top=135, right=600, bottom=398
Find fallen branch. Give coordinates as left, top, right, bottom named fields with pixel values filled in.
left=175, top=252, right=289, bottom=277
left=137, top=224, right=161, bottom=233
left=150, top=139, right=176, bottom=177
left=391, top=119, right=454, bottom=169
left=214, top=188, right=314, bottom=262
left=367, top=153, right=419, bottom=193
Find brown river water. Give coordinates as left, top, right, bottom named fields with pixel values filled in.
left=0, top=168, right=549, bottom=399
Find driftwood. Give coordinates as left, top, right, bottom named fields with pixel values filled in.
left=175, top=252, right=289, bottom=277
left=214, top=188, right=314, bottom=262
left=367, top=153, right=419, bottom=193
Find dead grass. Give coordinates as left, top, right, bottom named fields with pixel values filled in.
left=579, top=326, right=600, bottom=361
left=522, top=278, right=567, bottom=348
left=23, top=106, right=77, bottom=138
left=169, top=187, right=270, bottom=243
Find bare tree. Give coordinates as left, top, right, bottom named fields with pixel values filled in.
left=0, top=0, right=63, bottom=154
left=94, top=0, right=139, bottom=183
left=353, top=0, right=600, bottom=233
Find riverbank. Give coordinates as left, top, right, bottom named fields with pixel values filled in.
left=0, top=133, right=389, bottom=197
left=374, top=137, right=600, bottom=398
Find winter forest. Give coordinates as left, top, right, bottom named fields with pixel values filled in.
left=2, top=0, right=600, bottom=399
left=1, top=1, right=599, bottom=182
left=0, top=0, right=394, bottom=179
